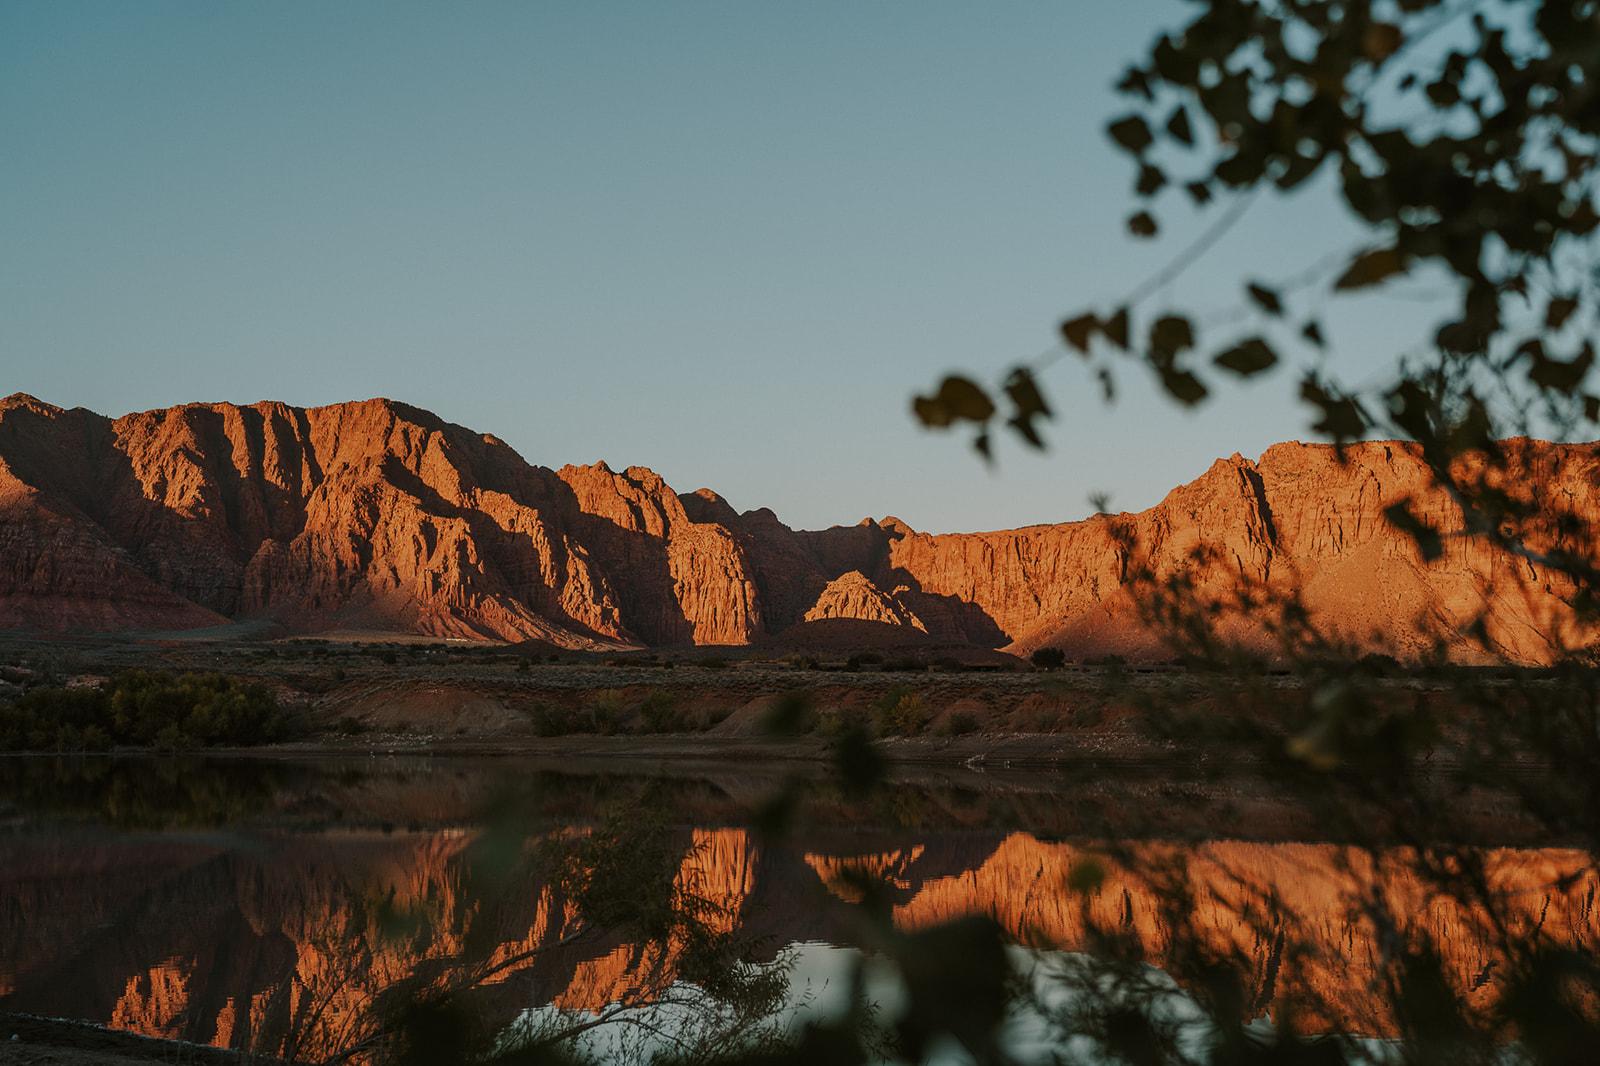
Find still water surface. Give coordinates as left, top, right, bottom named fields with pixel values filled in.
left=0, top=755, right=1594, bottom=1062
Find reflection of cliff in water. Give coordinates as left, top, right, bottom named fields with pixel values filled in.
left=3, top=824, right=1595, bottom=1056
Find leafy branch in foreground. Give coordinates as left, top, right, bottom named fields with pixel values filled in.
left=915, top=0, right=1600, bottom=487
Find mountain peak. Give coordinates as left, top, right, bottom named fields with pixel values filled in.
left=0, top=393, right=62, bottom=416
left=0, top=396, right=1589, bottom=663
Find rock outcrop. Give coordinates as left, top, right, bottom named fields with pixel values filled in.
left=2, top=393, right=1598, bottom=662
left=804, top=571, right=926, bottom=631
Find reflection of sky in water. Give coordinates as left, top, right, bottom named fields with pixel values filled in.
left=510, top=944, right=1404, bottom=1066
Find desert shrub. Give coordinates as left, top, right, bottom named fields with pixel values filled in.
left=883, top=657, right=926, bottom=673
left=815, top=707, right=847, bottom=737
left=587, top=689, right=629, bottom=734
left=1068, top=703, right=1105, bottom=729
left=943, top=710, right=980, bottom=736
left=638, top=690, right=691, bottom=733
left=873, top=688, right=929, bottom=737
left=525, top=703, right=582, bottom=737
left=1030, top=647, right=1067, bottom=670
left=0, top=671, right=293, bottom=752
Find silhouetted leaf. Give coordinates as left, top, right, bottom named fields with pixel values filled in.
left=1301, top=377, right=1367, bottom=440
left=1007, top=415, right=1044, bottom=449
left=752, top=782, right=800, bottom=841
left=911, top=395, right=948, bottom=428
left=832, top=726, right=885, bottom=796
left=1060, top=313, right=1098, bottom=353
left=1114, top=65, right=1151, bottom=100
left=1246, top=281, right=1283, bottom=316
left=1301, top=320, right=1325, bottom=348
left=1363, top=22, right=1403, bottom=61
left=892, top=918, right=1009, bottom=1063
left=1135, top=164, right=1166, bottom=196
left=1334, top=247, right=1407, bottom=290
left=1103, top=307, right=1130, bottom=349
left=761, top=691, right=813, bottom=736
left=1384, top=499, right=1444, bottom=561
left=1159, top=367, right=1208, bottom=405
left=1213, top=337, right=1278, bottom=376
left=1127, top=211, right=1158, bottom=237
left=1068, top=857, right=1106, bottom=893
left=1528, top=343, right=1594, bottom=392
left=1004, top=366, right=1050, bottom=418
left=1165, top=105, right=1193, bottom=145
left=1003, top=367, right=1052, bottom=449
left=1107, top=114, right=1154, bottom=154
left=1149, top=314, right=1195, bottom=358
left=912, top=375, right=995, bottom=429
left=1004, top=368, right=1056, bottom=451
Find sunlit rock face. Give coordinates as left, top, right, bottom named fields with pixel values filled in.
left=2, top=827, right=1595, bottom=1054
left=3, top=392, right=1598, bottom=661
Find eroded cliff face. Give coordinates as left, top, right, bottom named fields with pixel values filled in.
left=3, top=392, right=1597, bottom=662
left=0, top=395, right=759, bottom=647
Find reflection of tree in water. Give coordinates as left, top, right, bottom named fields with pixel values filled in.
left=0, top=755, right=287, bottom=828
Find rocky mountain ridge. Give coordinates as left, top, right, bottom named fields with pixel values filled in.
left=2, top=392, right=1596, bottom=662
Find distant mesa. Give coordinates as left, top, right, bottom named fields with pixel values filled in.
left=0, top=395, right=1595, bottom=663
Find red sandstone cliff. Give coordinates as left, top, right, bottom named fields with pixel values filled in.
left=2, top=393, right=1596, bottom=662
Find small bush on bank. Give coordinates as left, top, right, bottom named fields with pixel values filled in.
left=943, top=710, right=980, bottom=736
left=0, top=671, right=294, bottom=752
left=526, top=703, right=581, bottom=737
left=873, top=687, right=930, bottom=737
left=638, top=690, right=691, bottom=733
left=1030, top=647, right=1067, bottom=670
left=586, top=689, right=629, bottom=734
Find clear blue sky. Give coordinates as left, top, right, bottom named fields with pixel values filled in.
left=1, top=1, right=1447, bottom=532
